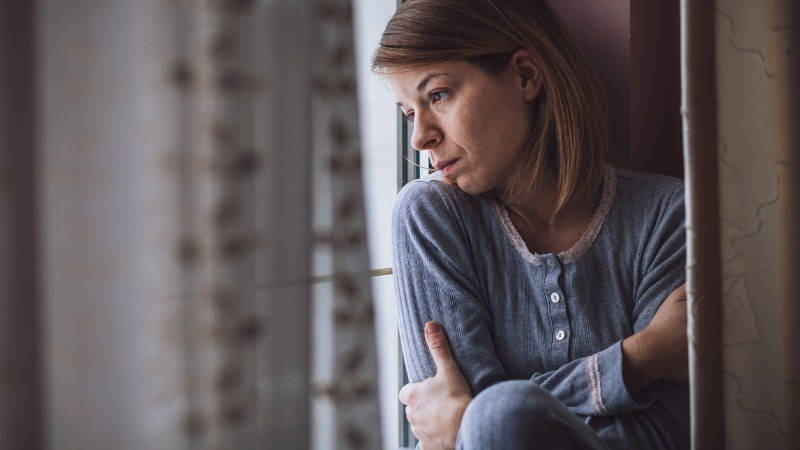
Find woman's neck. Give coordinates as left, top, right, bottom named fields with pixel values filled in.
left=502, top=178, right=600, bottom=255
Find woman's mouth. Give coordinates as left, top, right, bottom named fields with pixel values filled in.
left=437, top=158, right=459, bottom=176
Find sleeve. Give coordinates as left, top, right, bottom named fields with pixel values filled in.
left=529, top=183, right=687, bottom=417
left=392, top=180, right=505, bottom=395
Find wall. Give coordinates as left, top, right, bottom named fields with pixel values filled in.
left=552, top=0, right=683, bottom=178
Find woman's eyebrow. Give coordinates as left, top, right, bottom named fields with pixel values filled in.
left=416, top=72, right=450, bottom=92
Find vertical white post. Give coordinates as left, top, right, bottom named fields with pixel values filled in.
left=680, top=1, right=724, bottom=448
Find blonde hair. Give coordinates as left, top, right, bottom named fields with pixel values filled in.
left=372, top=0, right=608, bottom=218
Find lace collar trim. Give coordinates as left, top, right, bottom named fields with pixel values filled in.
left=491, top=165, right=616, bottom=266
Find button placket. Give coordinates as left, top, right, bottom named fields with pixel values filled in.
left=543, top=255, right=570, bottom=365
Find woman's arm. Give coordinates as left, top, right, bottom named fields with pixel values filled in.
left=393, top=179, right=514, bottom=449
left=622, top=284, right=688, bottom=395
left=392, top=179, right=505, bottom=394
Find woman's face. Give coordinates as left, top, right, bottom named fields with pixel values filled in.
left=385, top=53, right=541, bottom=195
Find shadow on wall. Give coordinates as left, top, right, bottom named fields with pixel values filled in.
left=552, top=0, right=682, bottom=178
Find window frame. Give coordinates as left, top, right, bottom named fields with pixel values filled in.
left=397, top=111, right=418, bottom=448
left=397, top=107, right=434, bottom=448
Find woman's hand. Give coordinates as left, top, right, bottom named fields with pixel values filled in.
left=643, top=283, right=689, bottom=384
left=622, top=284, right=688, bottom=394
left=399, top=322, right=472, bottom=450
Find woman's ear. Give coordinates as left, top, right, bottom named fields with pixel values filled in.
left=510, top=48, right=543, bottom=102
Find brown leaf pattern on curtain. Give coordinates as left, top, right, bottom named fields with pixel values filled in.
left=311, top=0, right=383, bottom=448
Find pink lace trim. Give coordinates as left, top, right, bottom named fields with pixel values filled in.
left=585, top=353, right=609, bottom=415
left=491, top=165, right=616, bottom=265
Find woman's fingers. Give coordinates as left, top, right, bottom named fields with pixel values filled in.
left=665, top=283, right=687, bottom=304
left=424, top=321, right=459, bottom=376
left=399, top=382, right=415, bottom=405
left=405, top=404, right=415, bottom=424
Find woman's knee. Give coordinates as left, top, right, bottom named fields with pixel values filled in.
left=458, top=381, right=559, bottom=447
left=467, top=380, right=560, bottom=420
left=457, top=380, right=599, bottom=450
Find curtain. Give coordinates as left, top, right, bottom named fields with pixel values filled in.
left=682, top=0, right=799, bottom=449
left=0, top=0, right=380, bottom=449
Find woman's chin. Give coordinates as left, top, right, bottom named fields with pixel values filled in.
left=452, top=177, right=491, bottom=196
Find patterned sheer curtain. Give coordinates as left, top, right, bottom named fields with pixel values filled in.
left=0, top=0, right=380, bottom=449
left=681, top=0, right=799, bottom=448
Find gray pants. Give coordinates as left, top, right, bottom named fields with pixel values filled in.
left=456, top=380, right=609, bottom=449
left=403, top=380, right=609, bottom=450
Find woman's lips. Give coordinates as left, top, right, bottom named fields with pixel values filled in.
left=436, top=158, right=458, bottom=176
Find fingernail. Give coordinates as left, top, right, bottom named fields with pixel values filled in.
left=425, top=322, right=440, bottom=334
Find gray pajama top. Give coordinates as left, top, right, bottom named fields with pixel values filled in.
left=391, top=165, right=689, bottom=450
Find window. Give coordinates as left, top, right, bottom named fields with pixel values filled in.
left=354, top=2, right=432, bottom=448
left=353, top=1, right=408, bottom=448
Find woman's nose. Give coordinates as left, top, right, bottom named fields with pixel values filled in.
left=410, top=113, right=442, bottom=150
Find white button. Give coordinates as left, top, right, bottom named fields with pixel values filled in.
left=547, top=259, right=557, bottom=268
left=555, top=330, right=566, bottom=341
left=550, top=292, right=561, bottom=303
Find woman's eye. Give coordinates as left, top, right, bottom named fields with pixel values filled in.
left=405, top=111, right=415, bottom=120
left=430, top=91, right=447, bottom=103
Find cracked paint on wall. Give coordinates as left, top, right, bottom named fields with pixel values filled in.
left=714, top=0, right=797, bottom=448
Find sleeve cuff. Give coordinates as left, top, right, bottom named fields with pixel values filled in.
left=589, top=340, right=658, bottom=416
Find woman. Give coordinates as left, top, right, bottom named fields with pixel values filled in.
left=373, top=1, right=689, bottom=449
